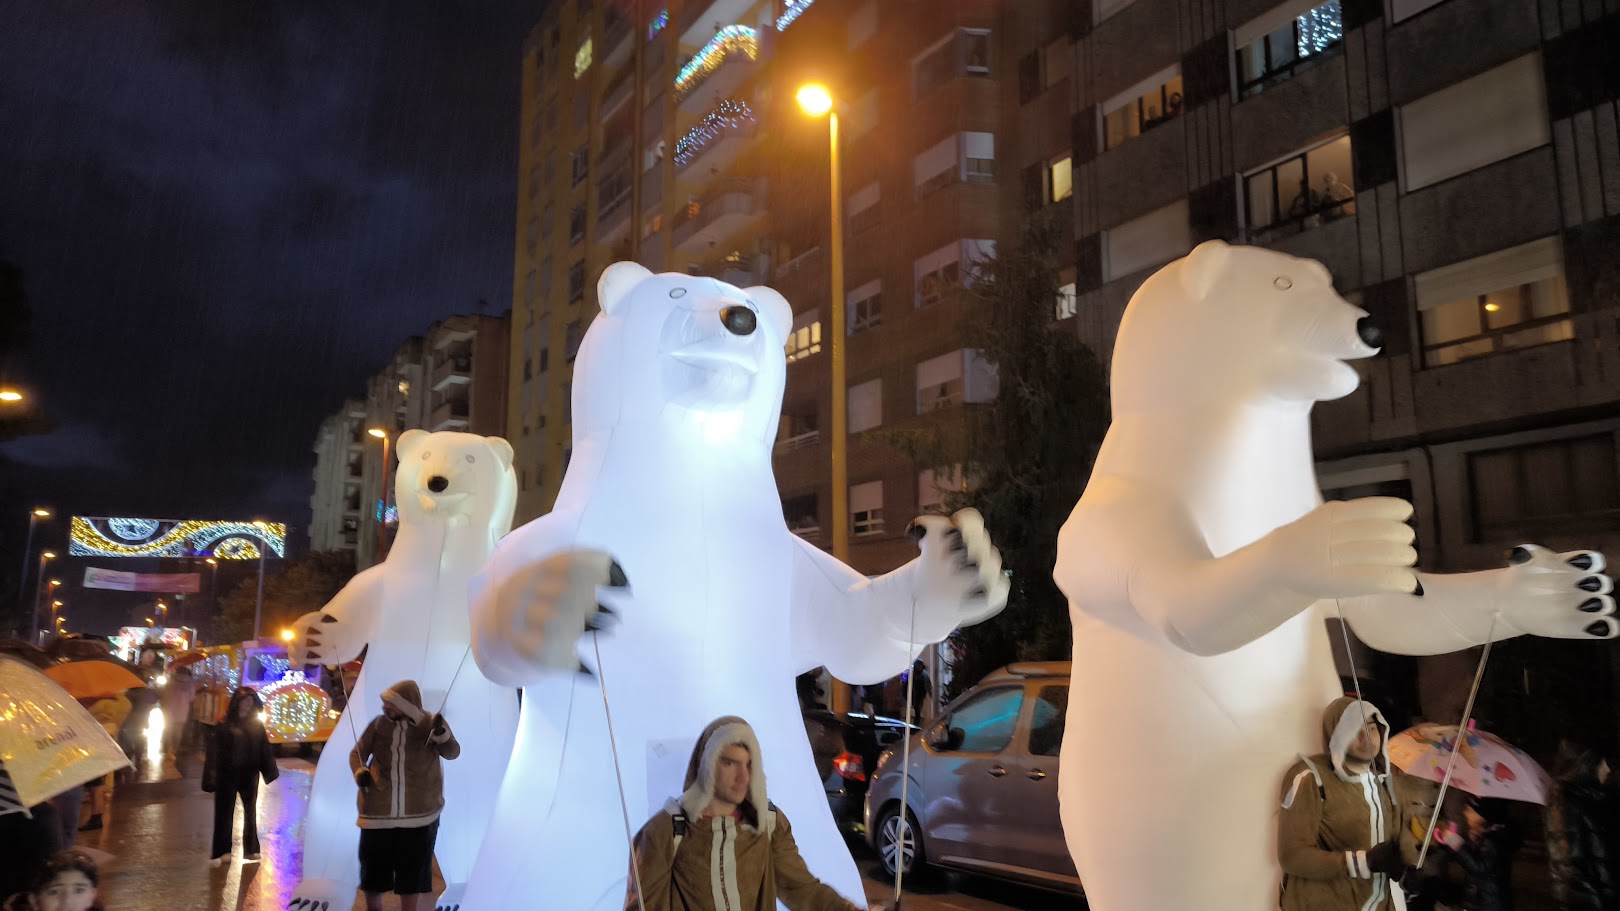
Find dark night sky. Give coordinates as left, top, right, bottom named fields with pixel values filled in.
left=0, top=1, right=542, bottom=631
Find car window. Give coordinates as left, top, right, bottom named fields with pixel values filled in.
left=1027, top=684, right=1067, bottom=757
left=947, top=686, right=1024, bottom=753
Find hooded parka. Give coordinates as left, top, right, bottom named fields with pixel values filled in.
left=350, top=680, right=460, bottom=829
left=1278, top=697, right=1413, bottom=911
left=623, top=716, right=863, bottom=911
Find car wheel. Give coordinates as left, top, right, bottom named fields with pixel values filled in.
left=876, top=806, right=924, bottom=879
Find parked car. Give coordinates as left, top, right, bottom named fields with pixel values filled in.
left=803, top=708, right=916, bottom=837
left=863, top=661, right=1078, bottom=894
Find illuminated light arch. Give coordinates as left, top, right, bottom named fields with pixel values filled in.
left=70, top=517, right=287, bottom=559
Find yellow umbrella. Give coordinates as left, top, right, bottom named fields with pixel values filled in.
left=42, top=660, right=145, bottom=701
left=0, top=656, right=131, bottom=815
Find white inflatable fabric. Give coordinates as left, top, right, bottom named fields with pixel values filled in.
left=288, top=431, right=520, bottom=911
left=1052, top=241, right=1617, bottom=911
left=461, top=263, right=1008, bottom=911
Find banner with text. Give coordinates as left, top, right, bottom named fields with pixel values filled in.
left=83, top=568, right=201, bottom=593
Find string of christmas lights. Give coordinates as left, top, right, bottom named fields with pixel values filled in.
left=647, top=8, right=668, bottom=41
left=674, top=25, right=757, bottom=103
left=776, top=0, right=815, bottom=31
left=675, top=99, right=756, bottom=169
left=260, top=671, right=330, bottom=740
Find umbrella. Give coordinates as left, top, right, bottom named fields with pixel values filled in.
left=169, top=651, right=206, bottom=670
left=1388, top=722, right=1551, bottom=805
left=42, top=660, right=146, bottom=701
left=0, top=656, right=132, bottom=816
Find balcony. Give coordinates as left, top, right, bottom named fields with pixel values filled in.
left=674, top=25, right=759, bottom=114
left=602, top=12, right=633, bottom=71
left=675, top=99, right=757, bottom=181
left=673, top=177, right=767, bottom=253
left=774, top=429, right=820, bottom=453
left=432, top=355, right=471, bottom=391
left=601, top=66, right=634, bottom=120
left=599, top=185, right=633, bottom=244
left=691, top=252, right=770, bottom=288
left=431, top=399, right=470, bottom=431
left=676, top=0, right=756, bottom=48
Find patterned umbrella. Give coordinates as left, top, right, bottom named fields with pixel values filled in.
left=0, top=656, right=131, bottom=816
left=1388, top=722, right=1551, bottom=805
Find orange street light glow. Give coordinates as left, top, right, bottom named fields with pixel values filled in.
left=0, top=390, right=22, bottom=403
left=368, top=428, right=388, bottom=439
left=796, top=83, right=833, bottom=118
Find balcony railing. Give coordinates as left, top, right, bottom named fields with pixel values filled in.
left=673, top=25, right=758, bottom=106
left=675, top=98, right=757, bottom=173
left=431, top=399, right=470, bottom=429
left=432, top=355, right=471, bottom=390
left=774, top=429, right=820, bottom=452
left=672, top=177, right=766, bottom=249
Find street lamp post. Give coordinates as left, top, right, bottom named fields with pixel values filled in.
left=795, top=83, right=849, bottom=564
left=368, top=428, right=391, bottom=563
left=15, top=508, right=50, bottom=637
left=251, top=521, right=269, bottom=642
left=30, top=551, right=56, bottom=644
left=204, top=558, right=219, bottom=630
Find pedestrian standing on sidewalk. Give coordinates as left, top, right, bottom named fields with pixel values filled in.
left=160, top=667, right=197, bottom=754
left=202, top=687, right=279, bottom=866
left=3, top=849, right=101, bottom=911
left=351, top=680, right=459, bottom=911
left=905, top=660, right=932, bottom=724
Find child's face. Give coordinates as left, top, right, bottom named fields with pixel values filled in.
left=35, top=870, right=96, bottom=911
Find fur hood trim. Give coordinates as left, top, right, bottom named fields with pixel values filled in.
left=678, top=716, right=774, bottom=835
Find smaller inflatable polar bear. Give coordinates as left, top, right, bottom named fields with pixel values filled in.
left=458, top=262, right=1009, bottom=911
left=1053, top=241, right=1615, bottom=911
left=287, top=430, right=519, bottom=911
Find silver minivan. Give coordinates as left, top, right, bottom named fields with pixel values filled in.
left=862, top=661, right=1079, bottom=894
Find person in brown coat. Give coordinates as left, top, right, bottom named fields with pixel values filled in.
left=623, top=716, right=881, bottom=911
left=1277, top=697, right=1418, bottom=911
left=350, top=680, right=459, bottom=911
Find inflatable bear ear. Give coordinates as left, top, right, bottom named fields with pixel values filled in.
left=1179, top=240, right=1233, bottom=301
left=484, top=436, right=514, bottom=470
left=743, top=285, right=792, bottom=342
left=397, top=429, right=430, bottom=461
left=597, top=261, right=653, bottom=316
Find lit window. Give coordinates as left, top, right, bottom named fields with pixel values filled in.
left=1234, top=0, right=1343, bottom=99
left=1102, top=68, right=1184, bottom=150
left=1417, top=237, right=1573, bottom=368
left=575, top=35, right=593, bottom=79
left=1244, top=135, right=1354, bottom=235
left=1049, top=156, right=1073, bottom=203
left=916, top=352, right=965, bottom=413
left=785, top=310, right=822, bottom=363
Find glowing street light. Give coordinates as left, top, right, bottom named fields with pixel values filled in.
left=0, top=389, right=22, bottom=403
left=32, top=508, right=50, bottom=518
left=795, top=81, right=850, bottom=565
left=280, top=628, right=295, bottom=643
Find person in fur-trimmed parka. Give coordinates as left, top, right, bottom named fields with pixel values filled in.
left=623, top=716, right=879, bottom=911
left=1278, top=697, right=1420, bottom=911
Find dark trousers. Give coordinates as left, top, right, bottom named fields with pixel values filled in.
left=211, top=773, right=260, bottom=858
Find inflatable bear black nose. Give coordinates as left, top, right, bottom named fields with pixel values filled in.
left=427, top=476, right=449, bottom=493
left=1356, top=317, right=1383, bottom=351
left=720, top=306, right=757, bottom=336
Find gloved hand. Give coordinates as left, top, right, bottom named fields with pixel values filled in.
left=355, top=768, right=375, bottom=789
left=1365, top=839, right=1405, bottom=877
left=431, top=713, right=447, bottom=736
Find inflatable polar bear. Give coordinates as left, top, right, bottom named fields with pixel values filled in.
left=1053, top=241, right=1617, bottom=911
left=287, top=430, right=519, bottom=911
left=459, top=262, right=1009, bottom=911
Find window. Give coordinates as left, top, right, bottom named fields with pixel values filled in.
left=1416, top=237, right=1573, bottom=368
left=522, top=357, right=533, bottom=381
left=847, top=90, right=879, bottom=140
left=914, top=243, right=961, bottom=307
left=568, top=262, right=586, bottom=303
left=1244, top=135, right=1355, bottom=234
left=569, top=205, right=586, bottom=245
left=1105, top=199, right=1192, bottom=282
left=914, top=133, right=995, bottom=198
left=912, top=29, right=992, bottom=100
left=848, top=280, right=882, bottom=334
left=944, top=686, right=1024, bottom=753
left=850, top=481, right=885, bottom=537
left=783, top=493, right=820, bottom=538
left=563, top=320, right=584, bottom=361
left=544, top=150, right=556, bottom=186
left=1019, top=40, right=1072, bottom=103
left=1028, top=685, right=1068, bottom=757
left=571, top=145, right=589, bottom=186
left=916, top=351, right=965, bottom=413
left=538, top=346, right=549, bottom=372
left=1049, top=156, right=1073, bottom=203
left=1400, top=53, right=1549, bottom=192
left=1102, top=66, right=1184, bottom=150
left=848, top=182, right=881, bottom=235
left=785, top=310, right=822, bottom=363
left=1055, top=282, right=1078, bottom=320
left=918, top=464, right=964, bottom=514
left=574, top=34, right=593, bottom=79
left=963, top=132, right=995, bottom=183
left=1469, top=435, right=1619, bottom=542
left=849, top=379, right=882, bottom=433
left=540, top=258, right=552, bottom=297
left=1235, top=0, right=1344, bottom=98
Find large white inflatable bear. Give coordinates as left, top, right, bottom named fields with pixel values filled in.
left=1053, top=241, right=1617, bottom=911
left=460, top=263, right=1008, bottom=911
left=288, top=430, right=519, bottom=911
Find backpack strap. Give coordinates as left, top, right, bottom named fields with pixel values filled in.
left=671, top=812, right=689, bottom=853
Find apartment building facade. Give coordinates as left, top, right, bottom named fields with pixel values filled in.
left=309, top=397, right=368, bottom=556
left=1003, top=0, right=1620, bottom=752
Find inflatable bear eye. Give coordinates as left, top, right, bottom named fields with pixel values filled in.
left=420, top=451, right=431, bottom=461
left=465, top=454, right=476, bottom=464
left=669, top=288, right=686, bottom=299
left=1274, top=276, right=1293, bottom=290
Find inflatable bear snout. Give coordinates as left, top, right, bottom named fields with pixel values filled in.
left=427, top=475, right=450, bottom=493
left=1356, top=317, right=1383, bottom=351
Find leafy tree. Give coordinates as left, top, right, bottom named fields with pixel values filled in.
left=214, top=550, right=356, bottom=644
left=876, top=208, right=1111, bottom=698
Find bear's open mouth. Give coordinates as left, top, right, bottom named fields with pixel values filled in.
left=670, top=341, right=759, bottom=375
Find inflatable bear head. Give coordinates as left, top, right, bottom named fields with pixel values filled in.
left=394, top=430, right=516, bottom=535
left=1111, top=241, right=1382, bottom=413
left=571, top=262, right=793, bottom=447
